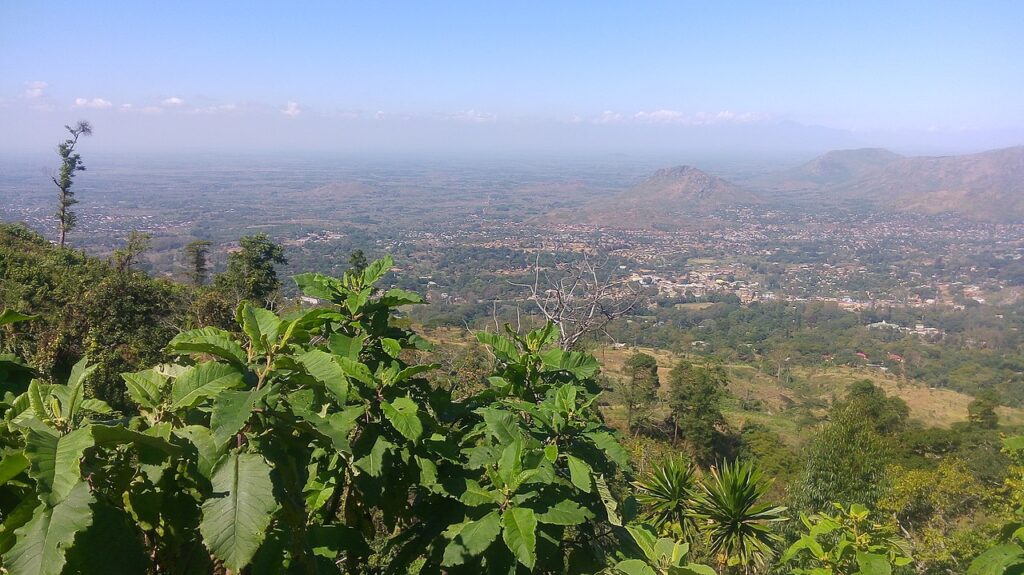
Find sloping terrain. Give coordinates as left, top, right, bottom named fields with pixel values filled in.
left=757, top=146, right=1024, bottom=221
left=570, top=166, right=761, bottom=229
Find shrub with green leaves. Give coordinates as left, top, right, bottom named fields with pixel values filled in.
left=968, top=435, right=1024, bottom=575
left=0, top=257, right=713, bottom=574
left=782, top=503, right=913, bottom=575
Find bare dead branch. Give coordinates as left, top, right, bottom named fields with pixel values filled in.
left=511, top=251, right=642, bottom=350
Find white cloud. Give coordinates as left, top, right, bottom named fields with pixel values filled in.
left=449, top=109, right=497, bottom=123
left=190, top=103, right=239, bottom=114
left=281, top=101, right=301, bottom=118
left=24, top=81, right=48, bottom=99
left=631, top=109, right=762, bottom=125
left=592, top=110, right=623, bottom=124
left=161, top=96, right=185, bottom=107
left=633, top=109, right=684, bottom=123
left=73, top=97, right=113, bottom=109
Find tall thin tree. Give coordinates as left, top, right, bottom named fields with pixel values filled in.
left=53, top=121, right=93, bottom=248
left=184, top=240, right=213, bottom=286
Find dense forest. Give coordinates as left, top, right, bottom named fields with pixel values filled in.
left=1, top=222, right=1023, bottom=574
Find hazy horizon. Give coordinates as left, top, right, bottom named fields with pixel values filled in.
left=3, top=1, right=1023, bottom=157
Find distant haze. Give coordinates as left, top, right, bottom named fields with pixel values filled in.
left=2, top=1, right=1022, bottom=157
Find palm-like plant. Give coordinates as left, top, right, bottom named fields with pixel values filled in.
left=690, top=459, right=787, bottom=573
left=633, top=456, right=699, bottom=540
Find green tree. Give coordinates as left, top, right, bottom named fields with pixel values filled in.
left=668, top=359, right=728, bottom=464
left=348, top=248, right=368, bottom=274
left=790, top=406, right=894, bottom=512
left=111, top=230, right=152, bottom=273
left=880, top=459, right=992, bottom=573
left=968, top=390, right=1000, bottom=429
left=836, top=380, right=910, bottom=434
left=214, top=233, right=287, bottom=304
left=183, top=239, right=212, bottom=286
left=0, top=224, right=184, bottom=411
left=620, top=352, right=659, bottom=434
left=52, top=121, right=93, bottom=249
left=968, top=435, right=1024, bottom=575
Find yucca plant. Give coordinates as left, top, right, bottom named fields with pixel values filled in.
left=634, top=456, right=699, bottom=540
left=690, top=459, right=787, bottom=573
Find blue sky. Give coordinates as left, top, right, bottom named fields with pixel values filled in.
left=2, top=1, right=1023, bottom=155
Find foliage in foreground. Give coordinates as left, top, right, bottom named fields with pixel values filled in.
left=968, top=435, right=1024, bottom=575
left=0, top=257, right=712, bottom=574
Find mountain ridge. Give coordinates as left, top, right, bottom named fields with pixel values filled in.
left=568, top=165, right=760, bottom=229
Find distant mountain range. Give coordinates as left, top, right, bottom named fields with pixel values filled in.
left=568, top=145, right=1024, bottom=228
left=760, top=145, right=1024, bottom=221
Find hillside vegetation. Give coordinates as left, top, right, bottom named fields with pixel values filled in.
left=1, top=225, right=1024, bottom=574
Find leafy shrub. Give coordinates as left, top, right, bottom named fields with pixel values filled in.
left=0, top=257, right=710, bottom=574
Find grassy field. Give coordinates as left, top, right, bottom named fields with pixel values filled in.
left=420, top=327, right=1024, bottom=446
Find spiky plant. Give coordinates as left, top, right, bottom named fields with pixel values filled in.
left=690, top=459, right=787, bottom=573
left=633, top=456, right=700, bottom=540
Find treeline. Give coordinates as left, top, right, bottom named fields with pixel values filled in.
left=0, top=223, right=289, bottom=412
left=607, top=299, right=1024, bottom=406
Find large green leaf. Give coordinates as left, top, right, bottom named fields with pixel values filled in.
left=614, top=559, right=657, bottom=575
left=200, top=452, right=278, bottom=573
left=501, top=507, right=537, bottom=569
left=565, top=455, right=593, bottom=493
left=390, top=363, right=439, bottom=385
left=327, top=333, right=365, bottom=360
left=296, top=350, right=349, bottom=404
left=480, top=408, right=523, bottom=444
left=121, top=369, right=167, bottom=409
left=380, top=288, right=425, bottom=307
left=0, top=497, right=38, bottom=556
left=441, top=511, right=502, bottom=566
left=540, top=348, right=600, bottom=379
left=4, top=481, right=94, bottom=575
left=354, top=436, right=393, bottom=477
left=458, top=479, right=500, bottom=507
left=24, top=426, right=94, bottom=505
left=293, top=272, right=344, bottom=303
left=62, top=357, right=96, bottom=421
left=0, top=452, right=29, bottom=486
left=0, top=309, right=35, bottom=326
left=381, top=396, right=423, bottom=442
left=166, top=327, right=247, bottom=367
left=855, top=551, right=892, bottom=575
left=210, top=387, right=270, bottom=445
left=585, top=431, right=631, bottom=467
left=968, top=543, right=1024, bottom=575
left=90, top=424, right=180, bottom=454
left=382, top=338, right=401, bottom=358
left=594, top=473, right=622, bottom=526
left=293, top=406, right=362, bottom=454
left=537, top=500, right=592, bottom=526
left=175, top=425, right=225, bottom=479
left=476, top=332, right=520, bottom=363
left=238, top=304, right=282, bottom=354
left=336, top=357, right=374, bottom=386
left=171, top=362, right=245, bottom=410
left=673, top=565, right=719, bottom=575
left=361, top=255, right=393, bottom=286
